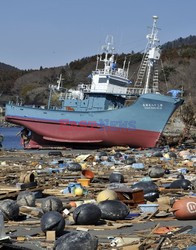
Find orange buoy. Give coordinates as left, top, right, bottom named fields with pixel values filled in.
left=69, top=201, right=77, bottom=207
left=172, top=197, right=196, bottom=220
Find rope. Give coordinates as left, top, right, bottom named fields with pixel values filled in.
left=160, top=59, right=168, bottom=92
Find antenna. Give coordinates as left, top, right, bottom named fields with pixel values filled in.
left=96, top=55, right=99, bottom=70
left=56, top=74, right=64, bottom=90
left=146, top=15, right=160, bottom=50
left=100, top=35, right=115, bottom=73
left=127, top=61, right=130, bottom=78
left=102, top=35, right=115, bottom=54
left=123, top=57, right=127, bottom=71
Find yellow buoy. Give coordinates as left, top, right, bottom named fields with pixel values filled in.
left=74, top=188, right=83, bottom=196
left=97, top=189, right=118, bottom=203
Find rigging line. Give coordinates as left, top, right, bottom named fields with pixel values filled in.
left=160, top=59, right=168, bottom=92
left=129, top=70, right=137, bottom=80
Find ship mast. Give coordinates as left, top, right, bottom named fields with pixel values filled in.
left=100, top=35, right=115, bottom=73
left=47, top=74, right=64, bottom=109
left=135, top=16, right=160, bottom=94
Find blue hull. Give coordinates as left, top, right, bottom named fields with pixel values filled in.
left=5, top=94, right=183, bottom=148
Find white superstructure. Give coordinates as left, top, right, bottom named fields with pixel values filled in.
left=90, top=35, right=130, bottom=95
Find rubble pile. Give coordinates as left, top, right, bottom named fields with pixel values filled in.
left=0, top=144, right=195, bottom=249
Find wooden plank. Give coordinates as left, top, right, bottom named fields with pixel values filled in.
left=64, top=223, right=132, bottom=230
left=46, top=231, right=56, bottom=241
left=16, top=181, right=37, bottom=190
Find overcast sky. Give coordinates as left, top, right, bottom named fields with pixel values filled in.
left=0, top=0, right=195, bottom=69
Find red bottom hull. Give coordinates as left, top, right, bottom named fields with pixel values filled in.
left=16, top=119, right=161, bottom=149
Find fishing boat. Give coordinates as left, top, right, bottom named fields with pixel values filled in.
left=5, top=16, right=183, bottom=149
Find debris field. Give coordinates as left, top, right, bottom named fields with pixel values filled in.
left=0, top=144, right=195, bottom=250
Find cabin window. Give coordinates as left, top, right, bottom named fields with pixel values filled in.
left=99, top=78, right=107, bottom=83
left=109, top=78, right=126, bottom=86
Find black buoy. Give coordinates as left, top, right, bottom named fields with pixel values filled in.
left=98, top=200, right=129, bottom=221
left=170, top=179, right=192, bottom=190
left=113, top=152, right=122, bottom=159
left=73, top=204, right=101, bottom=225
left=67, top=162, right=82, bottom=171
left=55, top=231, right=98, bottom=250
left=42, top=196, right=63, bottom=213
left=153, top=151, right=163, bottom=157
left=164, top=169, right=170, bottom=174
left=0, top=199, right=19, bottom=220
left=17, top=191, right=36, bottom=207
left=40, top=211, right=65, bottom=236
left=144, top=191, right=159, bottom=202
left=109, top=172, right=124, bottom=183
left=169, top=152, right=177, bottom=158
left=148, top=166, right=165, bottom=178
left=132, top=181, right=158, bottom=194
left=177, top=173, right=185, bottom=179
left=125, top=157, right=136, bottom=165
left=97, top=151, right=107, bottom=157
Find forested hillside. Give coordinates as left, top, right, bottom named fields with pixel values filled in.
left=162, top=35, right=196, bottom=49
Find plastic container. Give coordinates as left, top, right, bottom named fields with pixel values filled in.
left=77, top=178, right=90, bottom=187
left=138, top=204, right=159, bottom=213
left=131, top=163, right=144, bottom=170
left=81, top=170, right=94, bottom=180
left=178, top=168, right=188, bottom=174
left=19, top=172, right=35, bottom=183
